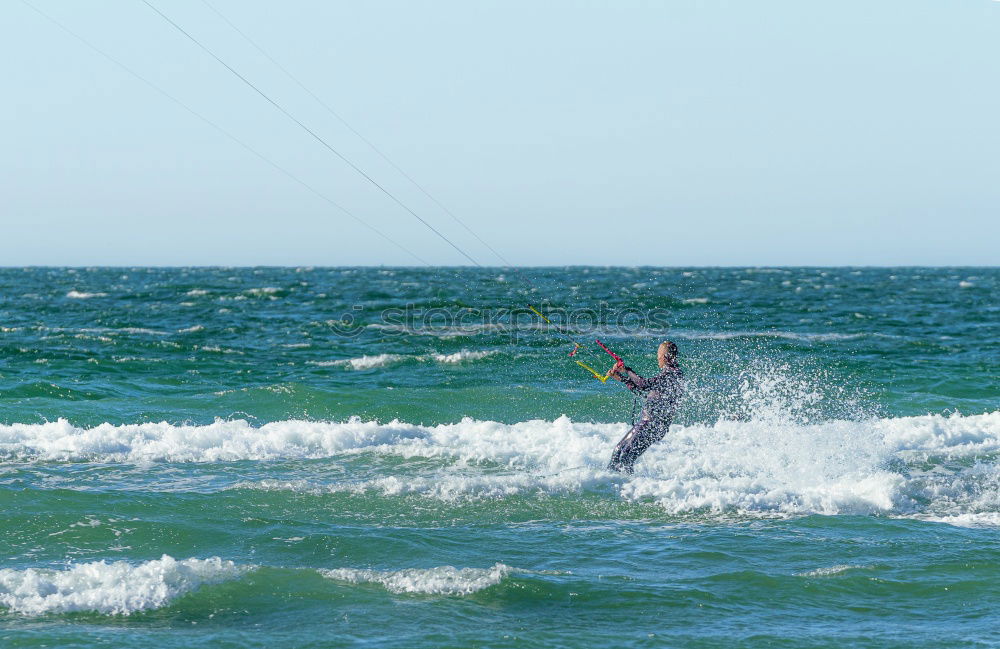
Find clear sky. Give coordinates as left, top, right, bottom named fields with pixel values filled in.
left=3, top=0, right=998, bottom=266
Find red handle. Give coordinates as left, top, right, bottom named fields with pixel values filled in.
left=594, top=339, right=623, bottom=363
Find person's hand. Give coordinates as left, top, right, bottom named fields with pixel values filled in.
left=607, top=360, right=625, bottom=378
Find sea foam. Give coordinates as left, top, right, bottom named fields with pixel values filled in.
left=797, top=565, right=871, bottom=577
left=430, top=350, right=494, bottom=363
left=311, top=350, right=495, bottom=370
left=320, top=564, right=514, bottom=595
left=2, top=412, right=997, bottom=519
left=325, top=353, right=407, bottom=370
left=0, top=555, right=243, bottom=616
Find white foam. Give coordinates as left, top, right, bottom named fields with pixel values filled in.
left=226, top=411, right=995, bottom=517
left=2, top=412, right=998, bottom=518
left=311, top=350, right=495, bottom=370
left=323, top=354, right=407, bottom=370
left=0, top=417, right=436, bottom=462
left=320, top=564, right=514, bottom=595
left=267, top=467, right=600, bottom=501
left=921, top=513, right=1000, bottom=528
left=244, top=287, right=282, bottom=296
left=0, top=555, right=242, bottom=616
left=116, top=327, right=167, bottom=336
left=798, top=565, right=869, bottom=577
left=65, top=291, right=107, bottom=299
left=430, top=350, right=495, bottom=363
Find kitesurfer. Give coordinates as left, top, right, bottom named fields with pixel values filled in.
left=606, top=341, right=684, bottom=474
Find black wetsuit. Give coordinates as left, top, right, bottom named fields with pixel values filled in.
left=608, top=364, right=684, bottom=474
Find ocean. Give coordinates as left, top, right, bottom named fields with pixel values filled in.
left=0, top=266, right=997, bottom=648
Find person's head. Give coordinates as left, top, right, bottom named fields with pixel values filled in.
left=657, top=340, right=678, bottom=368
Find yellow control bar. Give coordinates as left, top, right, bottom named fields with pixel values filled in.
left=576, top=360, right=610, bottom=383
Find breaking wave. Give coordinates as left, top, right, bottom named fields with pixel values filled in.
left=320, top=564, right=515, bottom=595
left=309, top=349, right=495, bottom=369
left=0, top=555, right=243, bottom=616
left=1, top=412, right=997, bottom=521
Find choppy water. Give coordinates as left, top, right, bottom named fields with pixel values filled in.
left=1, top=266, right=997, bottom=648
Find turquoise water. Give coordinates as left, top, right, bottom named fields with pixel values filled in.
left=1, top=266, right=997, bottom=647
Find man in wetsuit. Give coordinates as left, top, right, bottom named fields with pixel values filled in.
left=606, top=341, right=684, bottom=474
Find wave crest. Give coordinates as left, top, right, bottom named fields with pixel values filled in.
left=0, top=555, right=243, bottom=616
left=2, top=412, right=998, bottom=520
left=320, top=564, right=514, bottom=595
left=309, top=349, right=495, bottom=370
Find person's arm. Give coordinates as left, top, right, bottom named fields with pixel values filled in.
left=609, top=361, right=651, bottom=390
left=621, top=367, right=652, bottom=390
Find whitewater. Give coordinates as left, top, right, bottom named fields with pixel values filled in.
left=2, top=412, right=998, bottom=522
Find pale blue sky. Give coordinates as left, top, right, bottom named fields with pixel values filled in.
left=3, top=0, right=998, bottom=266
